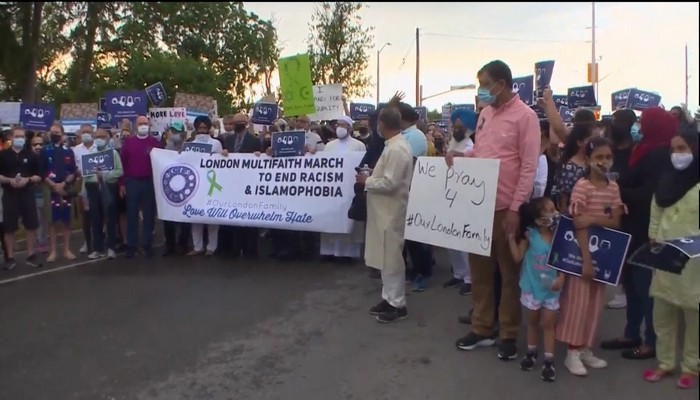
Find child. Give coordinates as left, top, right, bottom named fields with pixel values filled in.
left=643, top=129, right=699, bottom=389
left=557, top=137, right=624, bottom=376
left=508, top=197, right=564, bottom=382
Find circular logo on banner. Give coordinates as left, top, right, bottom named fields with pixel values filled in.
left=161, top=164, right=198, bottom=206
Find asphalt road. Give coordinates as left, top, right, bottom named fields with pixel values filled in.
left=0, top=235, right=697, bottom=400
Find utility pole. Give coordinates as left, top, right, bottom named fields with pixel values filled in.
left=415, top=27, right=420, bottom=106
left=376, top=48, right=381, bottom=106
left=591, top=2, right=597, bottom=103
left=685, top=43, right=689, bottom=107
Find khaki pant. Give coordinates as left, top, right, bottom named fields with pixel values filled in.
left=654, top=297, right=699, bottom=375
left=469, top=210, right=521, bottom=340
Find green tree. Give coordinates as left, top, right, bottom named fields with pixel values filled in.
left=306, top=2, right=374, bottom=103
left=427, top=109, right=441, bottom=122
left=0, top=2, right=45, bottom=102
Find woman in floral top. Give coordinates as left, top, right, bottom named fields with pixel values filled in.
left=550, top=123, right=594, bottom=212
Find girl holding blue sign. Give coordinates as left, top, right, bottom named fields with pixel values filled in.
left=508, top=196, right=564, bottom=383
left=557, top=137, right=624, bottom=377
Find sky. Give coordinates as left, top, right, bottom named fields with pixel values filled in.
left=243, top=1, right=700, bottom=115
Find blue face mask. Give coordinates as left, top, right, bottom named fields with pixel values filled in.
left=477, top=86, right=496, bottom=105
left=94, top=138, right=107, bottom=149
left=631, top=123, right=643, bottom=143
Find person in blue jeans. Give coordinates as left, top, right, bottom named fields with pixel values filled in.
left=118, top=115, right=161, bottom=258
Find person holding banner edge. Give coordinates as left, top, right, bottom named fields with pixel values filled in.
left=162, top=122, right=192, bottom=257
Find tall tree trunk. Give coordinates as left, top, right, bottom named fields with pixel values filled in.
left=78, top=2, right=100, bottom=91
left=21, top=2, right=43, bottom=102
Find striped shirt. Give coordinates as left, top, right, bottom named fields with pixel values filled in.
left=568, top=178, right=623, bottom=218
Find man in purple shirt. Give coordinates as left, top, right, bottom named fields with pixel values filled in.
left=118, top=115, right=161, bottom=258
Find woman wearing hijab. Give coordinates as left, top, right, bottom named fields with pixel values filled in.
left=601, top=107, right=678, bottom=360
left=643, top=128, right=699, bottom=388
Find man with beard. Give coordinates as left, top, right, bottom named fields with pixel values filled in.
left=356, top=118, right=371, bottom=147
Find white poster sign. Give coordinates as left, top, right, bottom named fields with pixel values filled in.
left=149, top=107, right=187, bottom=136
left=150, top=149, right=366, bottom=233
left=404, top=157, right=501, bottom=256
left=309, top=84, right=344, bottom=121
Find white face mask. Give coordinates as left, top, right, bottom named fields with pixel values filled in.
left=136, top=125, right=149, bottom=137
left=671, top=152, right=694, bottom=171
left=336, top=127, right=349, bottom=139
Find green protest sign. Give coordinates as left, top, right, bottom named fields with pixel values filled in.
left=278, top=54, right=316, bottom=117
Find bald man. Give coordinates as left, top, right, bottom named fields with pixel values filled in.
left=218, top=112, right=262, bottom=257
left=119, top=115, right=162, bottom=258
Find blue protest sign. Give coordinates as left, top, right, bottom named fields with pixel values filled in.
left=627, top=89, right=661, bottom=111
left=81, top=150, right=115, bottom=176
left=665, top=235, right=700, bottom=257
left=611, top=89, right=631, bottom=111
left=99, top=98, right=108, bottom=112
left=553, top=95, right=568, bottom=109
left=414, top=106, right=428, bottom=122
left=250, top=102, right=279, bottom=125
left=349, top=103, right=375, bottom=120
left=567, top=85, right=597, bottom=108
left=272, top=130, right=305, bottom=157
left=19, top=104, right=55, bottom=131
left=547, top=215, right=631, bottom=286
left=145, top=82, right=167, bottom=106
left=512, top=76, right=534, bottom=105
left=628, top=242, right=689, bottom=275
left=534, top=60, right=555, bottom=96
left=182, top=142, right=213, bottom=153
left=96, top=112, right=112, bottom=129
left=558, top=106, right=575, bottom=123
left=452, top=104, right=475, bottom=112
left=531, top=105, right=547, bottom=120
left=105, top=90, right=148, bottom=127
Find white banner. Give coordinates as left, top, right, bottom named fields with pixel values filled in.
left=309, top=84, right=344, bottom=121
left=404, top=157, right=500, bottom=256
left=150, top=149, right=366, bottom=233
left=149, top=107, right=187, bottom=136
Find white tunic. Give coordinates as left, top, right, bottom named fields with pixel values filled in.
left=319, top=137, right=367, bottom=258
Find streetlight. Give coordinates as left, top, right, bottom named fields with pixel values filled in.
left=420, top=84, right=476, bottom=104
left=376, top=42, right=391, bottom=105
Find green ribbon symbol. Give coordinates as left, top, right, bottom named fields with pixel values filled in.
left=207, top=169, right=222, bottom=196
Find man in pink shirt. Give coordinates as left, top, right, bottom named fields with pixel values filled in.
left=446, top=60, right=540, bottom=360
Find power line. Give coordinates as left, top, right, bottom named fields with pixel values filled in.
left=422, top=32, right=586, bottom=44
left=397, top=37, right=416, bottom=71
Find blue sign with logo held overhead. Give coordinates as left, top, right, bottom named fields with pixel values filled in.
left=547, top=215, right=631, bottom=286
left=413, top=106, right=428, bottom=122
left=567, top=85, right=596, bottom=108
left=512, top=75, right=534, bottom=105
left=350, top=103, right=375, bottom=120
left=626, top=89, right=661, bottom=111
left=272, top=130, right=305, bottom=157
left=81, top=150, right=115, bottom=176
left=534, top=60, right=555, bottom=98
left=558, top=106, right=575, bottom=123
left=105, top=90, right=148, bottom=128
left=19, top=104, right=55, bottom=131
left=145, top=82, right=168, bottom=106
left=611, top=89, right=632, bottom=111
left=250, top=102, right=279, bottom=125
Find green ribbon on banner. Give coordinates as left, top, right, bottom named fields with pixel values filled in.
left=207, top=169, right=222, bottom=196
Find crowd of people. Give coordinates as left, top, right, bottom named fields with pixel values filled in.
left=0, top=59, right=697, bottom=388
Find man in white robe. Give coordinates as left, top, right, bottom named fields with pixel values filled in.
left=356, top=107, right=413, bottom=323
left=320, top=116, right=367, bottom=262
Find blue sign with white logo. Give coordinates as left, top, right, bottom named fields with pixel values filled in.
left=611, top=89, right=632, bottom=111
left=628, top=235, right=700, bottom=275
left=547, top=215, right=631, bottom=286
left=272, top=130, right=305, bottom=157
left=558, top=106, right=575, bottom=123
left=251, top=102, right=279, bottom=125
left=96, top=112, right=112, bottom=129
left=105, top=90, right=148, bottom=128
left=161, top=164, right=199, bottom=206
left=99, top=98, right=108, bottom=112
left=567, top=85, right=597, bottom=108
left=553, top=95, right=568, bottom=109
left=512, top=75, right=534, bottom=105
left=145, top=82, right=167, bottom=106
left=350, top=103, right=375, bottom=120
left=19, top=103, right=55, bottom=131
left=451, top=104, right=475, bottom=112
left=414, top=106, right=428, bottom=122
left=182, top=142, right=213, bottom=153
left=81, top=149, right=115, bottom=176
left=534, top=60, right=555, bottom=97
left=627, top=89, right=661, bottom=111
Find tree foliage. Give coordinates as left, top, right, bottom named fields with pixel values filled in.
left=0, top=2, right=280, bottom=115
left=306, top=2, right=374, bottom=101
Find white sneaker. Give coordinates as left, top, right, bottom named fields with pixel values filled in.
left=580, top=349, right=608, bottom=369
left=565, top=350, right=588, bottom=376
left=107, top=249, right=117, bottom=259
left=79, top=243, right=88, bottom=254
left=88, top=251, right=104, bottom=260
left=606, top=294, right=627, bottom=309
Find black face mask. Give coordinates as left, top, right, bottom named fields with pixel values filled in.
left=610, top=125, right=630, bottom=144
left=358, top=127, right=369, bottom=136
left=434, top=138, right=444, bottom=148
left=234, top=123, right=247, bottom=133
left=50, top=134, right=62, bottom=144
left=264, top=139, right=272, bottom=148
left=453, top=128, right=466, bottom=141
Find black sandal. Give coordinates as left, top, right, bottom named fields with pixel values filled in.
left=601, top=337, right=641, bottom=350
left=622, top=347, right=656, bottom=360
